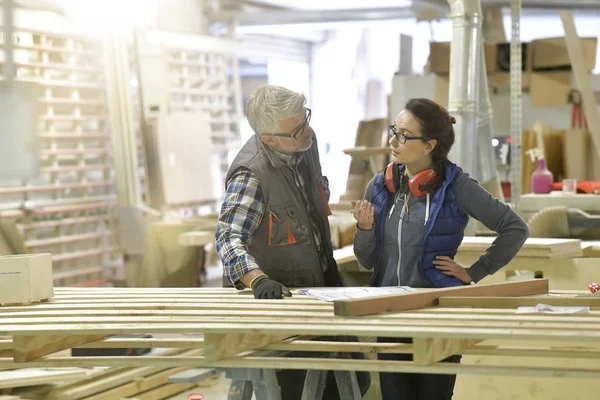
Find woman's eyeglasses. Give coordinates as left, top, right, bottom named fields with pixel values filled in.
left=271, top=108, right=312, bottom=140
left=388, top=125, right=424, bottom=144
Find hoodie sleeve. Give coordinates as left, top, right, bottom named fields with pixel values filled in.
left=454, top=172, right=529, bottom=283
left=352, top=176, right=379, bottom=270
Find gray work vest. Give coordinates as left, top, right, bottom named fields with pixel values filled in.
left=224, top=134, right=342, bottom=288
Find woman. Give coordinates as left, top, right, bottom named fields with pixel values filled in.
left=352, top=98, right=529, bottom=400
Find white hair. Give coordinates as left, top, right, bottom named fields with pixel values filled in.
left=246, top=84, right=307, bottom=136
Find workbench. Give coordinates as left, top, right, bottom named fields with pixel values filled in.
left=336, top=236, right=600, bottom=291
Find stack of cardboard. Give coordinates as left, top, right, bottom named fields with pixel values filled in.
left=428, top=37, right=597, bottom=107
left=428, top=41, right=497, bottom=107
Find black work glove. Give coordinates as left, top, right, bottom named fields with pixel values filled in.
left=252, top=277, right=292, bottom=299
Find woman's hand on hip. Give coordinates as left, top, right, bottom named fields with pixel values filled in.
left=433, top=256, right=473, bottom=283
left=351, top=200, right=374, bottom=231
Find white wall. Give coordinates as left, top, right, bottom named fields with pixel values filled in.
left=309, top=29, right=366, bottom=203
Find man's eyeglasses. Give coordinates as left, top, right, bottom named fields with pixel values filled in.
left=270, top=108, right=312, bottom=140
left=388, top=125, right=424, bottom=144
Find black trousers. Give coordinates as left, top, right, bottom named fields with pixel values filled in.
left=377, top=337, right=461, bottom=400
left=273, top=336, right=371, bottom=400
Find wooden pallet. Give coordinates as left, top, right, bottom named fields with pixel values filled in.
left=2, top=286, right=600, bottom=379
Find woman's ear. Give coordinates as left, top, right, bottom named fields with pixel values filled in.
left=424, top=139, right=437, bottom=156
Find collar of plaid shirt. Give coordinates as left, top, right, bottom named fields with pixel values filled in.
left=268, top=146, right=304, bottom=167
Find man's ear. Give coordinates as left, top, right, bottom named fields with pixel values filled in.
left=260, top=134, right=276, bottom=147
left=424, top=139, right=437, bottom=156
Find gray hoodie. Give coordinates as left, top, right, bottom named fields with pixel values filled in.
left=353, top=171, right=529, bottom=288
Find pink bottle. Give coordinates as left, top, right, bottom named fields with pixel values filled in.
left=531, top=159, right=553, bottom=194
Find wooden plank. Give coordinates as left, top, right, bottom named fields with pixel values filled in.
left=4, top=354, right=600, bottom=379
left=0, top=368, right=87, bottom=389
left=458, top=237, right=582, bottom=259
left=44, top=349, right=194, bottom=400
left=439, top=296, right=600, bottom=309
left=412, top=338, right=482, bottom=365
left=121, top=381, right=196, bottom=400
left=13, top=334, right=106, bottom=362
left=47, top=367, right=167, bottom=400
left=82, top=366, right=193, bottom=400
left=560, top=12, right=600, bottom=160
left=333, top=279, right=549, bottom=316
left=204, top=333, right=291, bottom=361
left=168, top=367, right=220, bottom=383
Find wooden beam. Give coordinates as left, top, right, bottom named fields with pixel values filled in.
left=439, top=295, right=600, bottom=309
left=203, top=333, right=292, bottom=361
left=81, top=366, right=194, bottom=400
left=412, top=338, right=482, bottom=365
left=13, top=334, right=106, bottom=362
left=560, top=11, right=600, bottom=158
left=333, top=279, right=549, bottom=316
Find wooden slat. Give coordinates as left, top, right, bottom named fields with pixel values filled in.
left=0, top=368, right=87, bottom=389
left=82, top=367, right=195, bottom=400
left=13, top=334, right=106, bottom=362
left=439, top=296, right=600, bottom=308
left=204, top=333, right=292, bottom=361
left=458, top=237, right=583, bottom=259
left=26, top=232, right=109, bottom=248
left=413, top=338, right=481, bottom=365
left=44, top=348, right=193, bottom=400
left=333, top=279, right=549, bottom=316
left=4, top=355, right=600, bottom=379
left=0, top=181, right=113, bottom=195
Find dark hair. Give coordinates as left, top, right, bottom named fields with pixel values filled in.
left=405, top=98, right=455, bottom=168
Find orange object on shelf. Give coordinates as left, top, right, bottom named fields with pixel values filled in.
left=551, top=181, right=600, bottom=194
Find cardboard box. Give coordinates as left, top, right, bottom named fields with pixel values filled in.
left=530, top=36, right=597, bottom=71
left=492, top=72, right=531, bottom=90
left=0, top=253, right=53, bottom=305
left=529, top=71, right=572, bottom=107
left=428, top=42, right=496, bottom=74
left=433, top=74, right=450, bottom=107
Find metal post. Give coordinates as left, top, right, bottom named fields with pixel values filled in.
left=509, top=0, right=522, bottom=209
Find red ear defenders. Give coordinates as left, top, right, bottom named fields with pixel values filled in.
left=384, top=163, right=440, bottom=197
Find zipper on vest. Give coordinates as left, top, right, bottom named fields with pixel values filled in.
left=396, top=195, right=407, bottom=286
left=289, top=165, right=325, bottom=272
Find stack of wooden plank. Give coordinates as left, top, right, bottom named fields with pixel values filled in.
left=2, top=283, right=600, bottom=400
left=1, top=349, right=219, bottom=400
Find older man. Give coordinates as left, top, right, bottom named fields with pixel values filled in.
left=215, top=84, right=370, bottom=399
left=216, top=84, right=343, bottom=298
